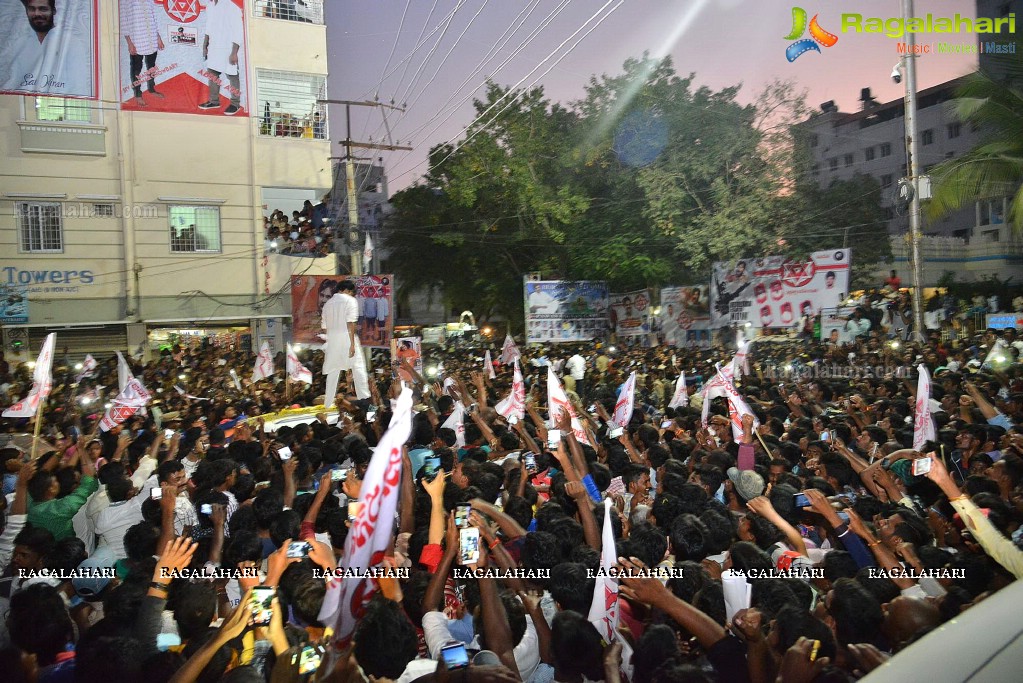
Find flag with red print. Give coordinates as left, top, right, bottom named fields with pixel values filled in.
left=913, top=364, right=936, bottom=450
left=714, top=364, right=759, bottom=442
left=3, top=333, right=56, bottom=418
left=546, top=365, right=591, bottom=447
left=700, top=362, right=733, bottom=428
left=588, top=499, right=635, bottom=674
left=668, top=371, right=688, bottom=409
left=99, top=378, right=152, bottom=432
left=286, top=344, right=313, bottom=384
left=442, top=401, right=466, bottom=448
left=500, top=333, right=520, bottom=364
left=484, top=350, right=496, bottom=379
left=253, top=341, right=275, bottom=382
left=116, top=351, right=134, bottom=392
left=612, top=372, right=637, bottom=429
left=319, top=386, right=413, bottom=644
left=75, top=354, right=97, bottom=383
left=495, top=360, right=525, bottom=421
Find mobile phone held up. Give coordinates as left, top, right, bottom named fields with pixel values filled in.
left=298, top=645, right=325, bottom=675
left=458, top=527, right=480, bottom=565
left=608, top=426, right=624, bottom=439
left=546, top=429, right=561, bottom=451
left=912, top=458, right=933, bottom=477
left=286, top=541, right=312, bottom=558
left=793, top=493, right=810, bottom=508
left=277, top=446, right=293, bottom=461
left=331, top=468, right=347, bottom=482
left=250, top=586, right=275, bottom=626
left=523, top=452, right=537, bottom=472
left=422, top=456, right=441, bottom=480
left=440, top=642, right=470, bottom=670
left=455, top=503, right=471, bottom=529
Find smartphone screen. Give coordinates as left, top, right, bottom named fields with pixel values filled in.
left=298, top=645, right=324, bottom=675
left=250, top=586, right=275, bottom=626
left=278, top=446, right=292, bottom=460
left=164, top=428, right=175, bottom=439
left=546, top=429, right=561, bottom=450
left=150, top=488, right=163, bottom=500
left=200, top=503, right=213, bottom=514
left=286, top=541, right=311, bottom=558
left=455, top=503, right=471, bottom=529
left=366, top=409, right=378, bottom=423
left=422, top=456, right=440, bottom=479
left=793, top=493, right=810, bottom=508
left=458, top=527, right=480, bottom=565
left=660, top=420, right=673, bottom=429
left=348, top=501, right=363, bottom=521
left=524, top=453, right=537, bottom=471
left=608, top=426, right=624, bottom=439
left=912, top=458, right=932, bottom=477
left=331, top=468, right=347, bottom=482
left=440, top=642, right=469, bottom=669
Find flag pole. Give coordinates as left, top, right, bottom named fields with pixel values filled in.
left=29, top=395, right=47, bottom=461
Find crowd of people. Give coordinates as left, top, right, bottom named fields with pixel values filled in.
left=264, top=199, right=334, bottom=257
left=0, top=320, right=1021, bottom=683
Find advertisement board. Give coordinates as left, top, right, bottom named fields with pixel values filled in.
left=710, top=249, right=851, bottom=328
left=525, top=280, right=609, bottom=344
left=291, top=274, right=393, bottom=349
left=609, top=289, right=651, bottom=338
left=0, top=284, right=29, bottom=324
left=659, top=286, right=712, bottom=348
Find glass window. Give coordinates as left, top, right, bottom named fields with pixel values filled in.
left=947, top=122, right=961, bottom=139
left=169, top=206, right=221, bottom=252
left=865, top=147, right=875, bottom=161
left=17, top=202, right=63, bottom=253
left=922, top=129, right=934, bottom=145
left=255, top=0, right=324, bottom=24
left=881, top=174, right=893, bottom=189
left=828, top=157, right=838, bottom=170
left=843, top=153, right=854, bottom=168
left=35, top=97, right=91, bottom=122
left=256, top=69, right=327, bottom=139
left=880, top=143, right=892, bottom=157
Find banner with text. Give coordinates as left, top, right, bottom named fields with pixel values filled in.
left=525, top=280, right=609, bottom=344
left=710, top=249, right=851, bottom=328
left=0, top=0, right=99, bottom=98
left=609, top=289, right=651, bottom=338
left=117, top=0, right=249, bottom=116
left=291, top=275, right=393, bottom=349
left=659, top=286, right=711, bottom=348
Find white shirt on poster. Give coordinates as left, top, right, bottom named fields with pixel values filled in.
left=1, top=23, right=93, bottom=96
left=204, top=0, right=243, bottom=75
left=322, top=292, right=360, bottom=373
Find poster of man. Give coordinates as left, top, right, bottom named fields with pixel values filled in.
left=118, top=0, right=248, bottom=116
left=609, top=289, right=650, bottom=338
left=290, top=275, right=393, bottom=349
left=659, top=286, right=711, bottom=347
left=0, top=0, right=98, bottom=98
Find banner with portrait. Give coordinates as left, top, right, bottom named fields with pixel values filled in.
left=525, top=281, right=609, bottom=344
left=117, top=0, right=249, bottom=116
left=659, top=286, right=711, bottom=348
left=710, top=249, right=851, bottom=328
left=0, top=0, right=98, bottom=98
left=291, top=275, right=393, bottom=349
left=609, top=290, right=651, bottom=338
left=393, top=337, right=422, bottom=383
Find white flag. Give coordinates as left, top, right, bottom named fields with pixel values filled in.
left=174, top=385, right=210, bottom=402
left=484, top=350, right=496, bottom=380
left=913, top=364, right=936, bottom=451
left=546, top=365, right=591, bottom=447
left=75, top=354, right=97, bottom=383
left=116, top=351, right=134, bottom=392
left=319, top=386, right=413, bottom=645
left=500, top=333, right=520, bottom=364
left=612, top=372, right=637, bottom=429
left=2, top=333, right=56, bottom=419
left=588, top=499, right=635, bottom=673
left=495, top=360, right=525, bottom=421
left=253, top=341, right=274, bottom=382
left=700, top=363, right=734, bottom=428
left=715, top=365, right=759, bottom=442
left=99, top=378, right=152, bottom=432
left=730, top=335, right=753, bottom=380
left=363, top=233, right=374, bottom=265
left=982, top=340, right=1007, bottom=368
left=668, top=371, right=688, bottom=409
left=287, top=344, right=313, bottom=384
left=442, top=401, right=466, bottom=448
left=228, top=369, right=243, bottom=392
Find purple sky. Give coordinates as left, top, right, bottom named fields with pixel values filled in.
left=326, top=0, right=979, bottom=192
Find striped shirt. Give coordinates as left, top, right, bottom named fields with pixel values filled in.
left=120, top=0, right=160, bottom=56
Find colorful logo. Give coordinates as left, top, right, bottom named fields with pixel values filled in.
left=784, top=7, right=839, bottom=61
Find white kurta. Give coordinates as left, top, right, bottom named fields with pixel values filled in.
left=322, top=292, right=360, bottom=373
left=1, top=25, right=93, bottom=96
left=204, top=0, right=243, bottom=75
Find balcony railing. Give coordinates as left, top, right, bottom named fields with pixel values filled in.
left=255, top=0, right=323, bottom=25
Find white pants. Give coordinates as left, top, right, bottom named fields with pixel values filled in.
left=324, top=353, right=371, bottom=410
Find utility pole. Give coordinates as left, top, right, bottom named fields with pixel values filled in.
left=319, top=99, right=411, bottom=277
left=900, top=0, right=926, bottom=342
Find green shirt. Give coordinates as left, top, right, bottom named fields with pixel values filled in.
left=28, top=475, right=99, bottom=540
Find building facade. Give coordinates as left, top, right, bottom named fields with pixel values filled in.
left=1, top=1, right=333, bottom=362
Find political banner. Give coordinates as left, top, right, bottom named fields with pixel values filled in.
left=291, top=275, right=393, bottom=349
left=659, top=286, right=711, bottom=348
left=0, top=284, right=29, bottom=324
left=394, top=337, right=422, bottom=383
left=609, top=289, right=651, bottom=338
left=525, top=280, right=608, bottom=344
left=117, top=0, right=249, bottom=117
left=710, top=250, right=851, bottom=328
left=820, top=306, right=856, bottom=344
left=0, top=0, right=98, bottom=98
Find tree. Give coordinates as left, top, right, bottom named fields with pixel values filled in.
left=927, top=57, right=1023, bottom=234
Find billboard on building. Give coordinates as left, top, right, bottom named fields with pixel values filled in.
left=0, top=0, right=99, bottom=98
left=659, top=286, right=711, bottom=348
left=291, top=275, right=393, bottom=349
left=0, top=284, right=29, bottom=324
left=525, top=281, right=608, bottom=344
left=710, top=249, right=851, bottom=328
left=609, top=289, right=651, bottom=338
left=117, top=0, right=249, bottom=117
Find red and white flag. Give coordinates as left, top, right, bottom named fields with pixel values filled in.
left=116, top=351, right=134, bottom=392
left=287, top=344, right=313, bottom=384
left=588, top=498, right=635, bottom=672
left=700, top=362, right=734, bottom=428
left=363, top=233, right=374, bottom=266
left=319, top=386, right=413, bottom=645
left=442, top=401, right=466, bottom=448
left=484, top=350, right=496, bottom=380
left=668, top=371, right=688, bottom=409
left=174, top=385, right=210, bottom=402
left=99, top=378, right=152, bottom=432
left=500, top=333, right=520, bottom=364
left=612, top=372, right=637, bottom=429
left=547, top=365, right=591, bottom=447
left=495, top=360, right=525, bottom=421
left=913, top=364, right=936, bottom=450
left=75, top=354, right=97, bottom=383
left=253, top=341, right=275, bottom=382
left=3, top=333, right=56, bottom=419
left=715, top=364, right=759, bottom=442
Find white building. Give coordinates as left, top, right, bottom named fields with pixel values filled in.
left=1, top=2, right=334, bottom=361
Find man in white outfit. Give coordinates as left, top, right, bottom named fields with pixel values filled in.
left=322, top=280, right=370, bottom=409
left=199, top=0, right=244, bottom=115
left=2, top=0, right=94, bottom=96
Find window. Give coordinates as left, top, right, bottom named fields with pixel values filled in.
left=828, top=157, right=838, bottom=171
left=94, top=204, right=114, bottom=217
left=257, top=69, right=327, bottom=139
left=169, top=206, right=221, bottom=252
left=947, top=122, right=961, bottom=139
left=255, top=0, right=324, bottom=24
left=865, top=146, right=876, bottom=161
left=17, top=202, right=63, bottom=252
left=922, top=129, right=934, bottom=145
left=880, top=142, right=892, bottom=157
left=982, top=229, right=1000, bottom=243
left=881, top=174, right=894, bottom=189
left=35, top=97, right=92, bottom=122
left=843, top=153, right=853, bottom=167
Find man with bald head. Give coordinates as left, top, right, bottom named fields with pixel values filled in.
left=881, top=595, right=940, bottom=652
